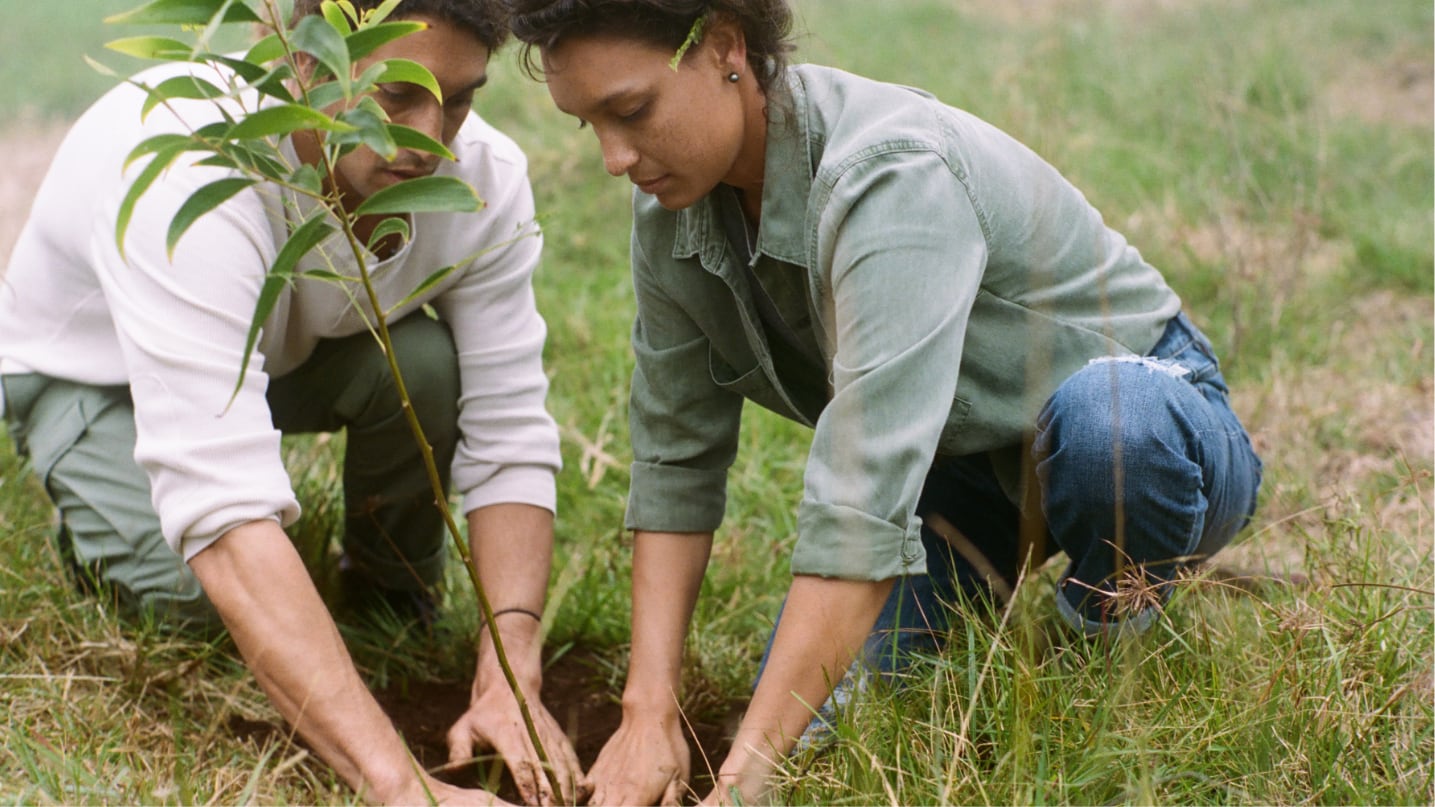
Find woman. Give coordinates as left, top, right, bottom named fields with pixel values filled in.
left=509, top=1, right=1263, bottom=803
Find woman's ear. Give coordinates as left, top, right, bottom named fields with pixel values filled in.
left=701, top=14, right=749, bottom=77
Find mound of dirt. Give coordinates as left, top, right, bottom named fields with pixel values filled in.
left=229, top=647, right=746, bottom=804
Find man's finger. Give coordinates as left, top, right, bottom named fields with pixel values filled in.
left=512, top=755, right=553, bottom=807
left=661, top=773, right=684, bottom=807
left=446, top=721, right=475, bottom=767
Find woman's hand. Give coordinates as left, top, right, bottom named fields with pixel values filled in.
left=584, top=710, right=690, bottom=806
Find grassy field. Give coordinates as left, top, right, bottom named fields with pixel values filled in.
left=1, top=0, right=1432, bottom=803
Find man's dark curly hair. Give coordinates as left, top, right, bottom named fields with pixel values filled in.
left=291, top=0, right=510, bottom=51
left=505, top=0, right=794, bottom=95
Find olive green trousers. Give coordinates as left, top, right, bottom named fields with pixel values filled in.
left=2, top=315, right=459, bottom=631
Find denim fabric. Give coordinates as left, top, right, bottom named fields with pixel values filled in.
left=759, top=313, right=1262, bottom=736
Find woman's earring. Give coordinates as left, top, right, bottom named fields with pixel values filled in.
left=727, top=71, right=741, bottom=83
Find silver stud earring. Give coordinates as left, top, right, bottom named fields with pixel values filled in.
left=727, top=71, right=740, bottom=83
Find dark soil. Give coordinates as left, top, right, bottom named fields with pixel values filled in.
left=229, top=647, right=746, bottom=804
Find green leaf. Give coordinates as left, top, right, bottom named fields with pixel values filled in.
left=106, top=0, right=259, bottom=26
left=219, top=142, right=289, bottom=181
left=292, top=14, right=351, bottom=92
left=226, top=103, right=354, bottom=139
left=210, top=56, right=296, bottom=104
left=345, top=19, right=425, bottom=62
left=105, top=35, right=193, bottom=61
left=289, top=163, right=323, bottom=195
left=166, top=177, right=256, bottom=257
left=321, top=0, right=352, bottom=33
left=116, top=144, right=187, bottom=257
left=334, top=105, right=396, bottom=160
left=305, top=81, right=348, bottom=111
left=140, top=75, right=230, bottom=119
left=387, top=124, right=455, bottom=161
left=245, top=33, right=287, bottom=65
left=228, top=270, right=291, bottom=409
left=376, top=58, right=442, bottom=102
left=301, top=268, right=348, bottom=281
left=227, top=212, right=336, bottom=405
left=272, top=212, right=338, bottom=278
left=391, top=263, right=457, bottom=311
left=362, top=0, right=404, bottom=26
left=367, top=216, right=410, bottom=250
left=124, top=133, right=195, bottom=170
left=354, top=176, right=482, bottom=217
left=193, top=154, right=238, bottom=170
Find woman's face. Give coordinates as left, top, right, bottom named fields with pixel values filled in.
left=542, top=28, right=764, bottom=211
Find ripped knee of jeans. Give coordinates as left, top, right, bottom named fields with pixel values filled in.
left=1087, top=354, right=1191, bottom=379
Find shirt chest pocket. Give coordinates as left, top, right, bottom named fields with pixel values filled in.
left=708, top=346, right=803, bottom=422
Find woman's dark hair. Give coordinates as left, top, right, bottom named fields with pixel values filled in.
left=506, top=0, right=794, bottom=95
left=291, top=0, right=510, bottom=51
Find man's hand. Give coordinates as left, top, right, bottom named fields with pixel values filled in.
left=446, top=673, right=584, bottom=806
left=456, top=504, right=583, bottom=805
left=190, top=520, right=513, bottom=806
left=392, top=774, right=516, bottom=806
left=585, top=711, right=690, bottom=806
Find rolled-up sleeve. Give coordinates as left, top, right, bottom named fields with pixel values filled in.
left=792, top=149, right=988, bottom=580
left=624, top=225, right=744, bottom=534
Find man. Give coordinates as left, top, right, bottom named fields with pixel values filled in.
left=0, top=1, right=581, bottom=803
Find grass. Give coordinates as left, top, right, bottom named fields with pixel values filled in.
left=1, top=0, right=1432, bottom=803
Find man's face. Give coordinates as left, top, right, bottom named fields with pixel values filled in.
left=327, top=14, right=491, bottom=210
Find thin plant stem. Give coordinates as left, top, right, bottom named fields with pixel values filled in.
left=258, top=0, right=564, bottom=798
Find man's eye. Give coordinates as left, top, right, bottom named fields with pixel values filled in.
left=576, top=119, right=589, bottom=130
left=618, top=104, right=647, bottom=122
left=379, top=84, right=414, bottom=101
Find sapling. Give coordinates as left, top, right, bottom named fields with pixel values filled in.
left=100, top=0, right=564, bottom=799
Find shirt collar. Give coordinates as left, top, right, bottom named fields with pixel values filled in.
left=671, top=68, right=815, bottom=267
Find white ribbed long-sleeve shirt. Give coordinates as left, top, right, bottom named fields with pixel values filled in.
left=0, top=61, right=561, bottom=561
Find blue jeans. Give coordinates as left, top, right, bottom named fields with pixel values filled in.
left=761, top=313, right=1263, bottom=701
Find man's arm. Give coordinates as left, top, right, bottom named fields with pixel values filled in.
left=445, top=503, right=584, bottom=807
left=585, top=530, right=713, bottom=806
left=189, top=519, right=498, bottom=805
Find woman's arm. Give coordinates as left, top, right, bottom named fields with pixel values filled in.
left=708, top=575, right=894, bottom=805
left=586, top=529, right=713, bottom=806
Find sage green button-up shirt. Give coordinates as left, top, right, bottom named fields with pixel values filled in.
left=623, top=64, right=1182, bottom=581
